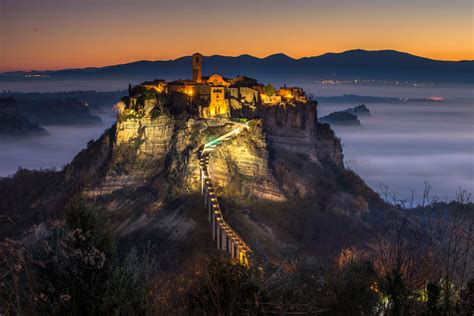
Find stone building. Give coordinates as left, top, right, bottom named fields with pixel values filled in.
left=142, top=79, right=167, bottom=93
left=277, top=86, right=307, bottom=102
left=167, top=80, right=195, bottom=96
left=192, top=52, right=203, bottom=83
left=138, top=52, right=311, bottom=120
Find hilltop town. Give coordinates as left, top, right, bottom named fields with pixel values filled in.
left=117, top=52, right=312, bottom=122
left=103, top=53, right=326, bottom=264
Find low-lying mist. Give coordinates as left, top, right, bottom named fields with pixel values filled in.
left=0, top=112, right=116, bottom=177
left=307, top=83, right=474, bottom=203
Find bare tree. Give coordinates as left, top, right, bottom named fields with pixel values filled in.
left=424, top=189, right=474, bottom=312
left=369, top=211, right=440, bottom=315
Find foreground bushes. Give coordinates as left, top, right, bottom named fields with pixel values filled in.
left=0, top=201, right=153, bottom=315
left=2, top=200, right=473, bottom=315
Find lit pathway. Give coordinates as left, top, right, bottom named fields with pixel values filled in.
left=199, top=123, right=251, bottom=265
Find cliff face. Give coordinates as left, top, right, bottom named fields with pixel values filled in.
left=72, top=94, right=363, bottom=255
left=259, top=100, right=344, bottom=167
left=79, top=114, right=174, bottom=196
left=315, top=122, right=344, bottom=166
left=209, top=121, right=286, bottom=202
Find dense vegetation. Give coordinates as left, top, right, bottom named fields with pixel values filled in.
left=1, top=200, right=153, bottom=315
left=1, top=196, right=472, bottom=315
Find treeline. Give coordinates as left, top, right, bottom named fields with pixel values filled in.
left=0, top=168, right=65, bottom=239
left=1, top=200, right=473, bottom=315
left=0, top=90, right=126, bottom=112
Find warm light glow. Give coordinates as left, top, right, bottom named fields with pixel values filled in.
left=1, top=0, right=472, bottom=72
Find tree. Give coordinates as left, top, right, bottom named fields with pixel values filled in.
left=427, top=281, right=441, bottom=315
left=185, top=257, right=269, bottom=315
left=422, top=190, right=474, bottom=313
left=459, top=278, right=474, bottom=314
left=0, top=199, right=154, bottom=315
left=331, top=260, right=380, bottom=315
left=369, top=214, right=439, bottom=315
left=101, top=248, right=154, bottom=315
left=263, top=84, right=276, bottom=96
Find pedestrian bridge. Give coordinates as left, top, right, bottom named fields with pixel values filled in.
left=199, top=123, right=251, bottom=265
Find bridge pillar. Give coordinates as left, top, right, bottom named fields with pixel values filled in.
left=212, top=215, right=216, bottom=240
left=229, top=238, right=234, bottom=258
left=200, top=167, right=204, bottom=194
left=219, top=228, right=224, bottom=251
left=217, top=225, right=222, bottom=249
left=235, top=244, right=240, bottom=261
left=208, top=199, right=211, bottom=222
left=222, top=232, right=228, bottom=253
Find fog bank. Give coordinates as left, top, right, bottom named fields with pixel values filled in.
left=305, top=83, right=474, bottom=203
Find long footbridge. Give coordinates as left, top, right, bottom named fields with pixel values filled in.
left=199, top=123, right=251, bottom=265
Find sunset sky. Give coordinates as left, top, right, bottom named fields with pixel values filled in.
left=1, top=0, right=472, bottom=72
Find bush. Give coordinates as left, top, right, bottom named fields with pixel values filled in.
left=0, top=200, right=154, bottom=315
left=101, top=248, right=154, bottom=315
left=185, top=257, right=269, bottom=315
left=329, top=260, right=380, bottom=315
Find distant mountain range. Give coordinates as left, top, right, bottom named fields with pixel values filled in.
left=1, top=50, right=473, bottom=84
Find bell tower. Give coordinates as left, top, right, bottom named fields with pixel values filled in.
left=192, top=52, right=202, bottom=83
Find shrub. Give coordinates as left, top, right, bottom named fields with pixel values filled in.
left=329, top=260, right=380, bottom=315
left=0, top=200, right=154, bottom=315
left=185, top=257, right=269, bottom=315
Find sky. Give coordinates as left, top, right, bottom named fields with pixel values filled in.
left=0, top=0, right=472, bottom=72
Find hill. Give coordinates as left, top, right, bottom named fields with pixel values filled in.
left=0, top=98, right=47, bottom=136
left=1, top=50, right=472, bottom=83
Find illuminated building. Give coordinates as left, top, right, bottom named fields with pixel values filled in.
left=139, top=52, right=308, bottom=119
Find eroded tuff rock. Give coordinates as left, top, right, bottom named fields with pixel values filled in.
left=81, top=113, right=175, bottom=197
left=45, top=91, right=384, bottom=263
left=209, top=121, right=286, bottom=202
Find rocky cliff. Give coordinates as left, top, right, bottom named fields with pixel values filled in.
left=209, top=120, right=286, bottom=202
left=86, top=114, right=176, bottom=196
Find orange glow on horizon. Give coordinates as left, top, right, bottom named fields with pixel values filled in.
left=1, top=0, right=472, bottom=72
left=2, top=46, right=472, bottom=73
